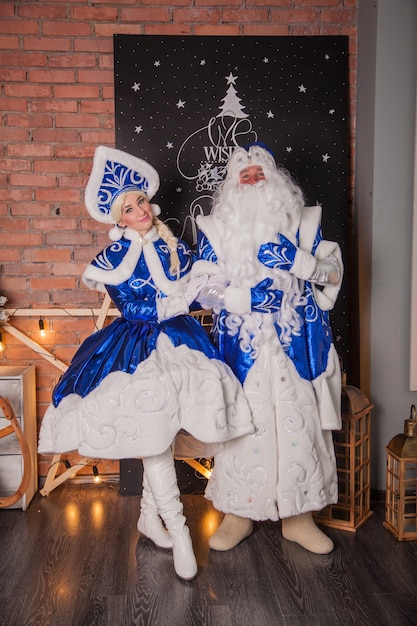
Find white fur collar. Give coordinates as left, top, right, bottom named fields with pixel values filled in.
left=82, top=226, right=181, bottom=295
left=122, top=226, right=158, bottom=244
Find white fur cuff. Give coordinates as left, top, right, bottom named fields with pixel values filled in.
left=312, top=240, right=344, bottom=311
left=224, top=286, right=251, bottom=315
left=156, top=293, right=189, bottom=321
left=290, top=249, right=317, bottom=280
left=191, top=259, right=222, bottom=278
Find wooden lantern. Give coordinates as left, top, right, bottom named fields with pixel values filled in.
left=314, top=378, right=374, bottom=531
left=384, top=404, right=417, bottom=541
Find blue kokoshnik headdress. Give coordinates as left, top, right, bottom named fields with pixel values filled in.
left=85, top=145, right=161, bottom=240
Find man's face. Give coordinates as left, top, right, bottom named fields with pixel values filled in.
left=239, top=164, right=266, bottom=186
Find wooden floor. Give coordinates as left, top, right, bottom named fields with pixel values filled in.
left=0, top=483, right=416, bottom=626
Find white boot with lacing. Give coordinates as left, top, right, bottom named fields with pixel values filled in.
left=142, top=447, right=198, bottom=581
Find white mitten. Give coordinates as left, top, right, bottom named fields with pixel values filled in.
left=197, top=275, right=228, bottom=310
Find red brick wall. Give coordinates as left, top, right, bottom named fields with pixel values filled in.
left=0, top=0, right=358, bottom=479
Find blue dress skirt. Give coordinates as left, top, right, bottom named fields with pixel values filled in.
left=38, top=232, right=253, bottom=459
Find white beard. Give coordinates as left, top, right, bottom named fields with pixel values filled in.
left=209, top=177, right=306, bottom=354
left=212, top=181, right=299, bottom=288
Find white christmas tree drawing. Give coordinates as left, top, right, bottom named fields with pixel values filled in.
left=217, top=73, right=248, bottom=119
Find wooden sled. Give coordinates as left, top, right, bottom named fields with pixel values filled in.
left=0, top=395, right=32, bottom=508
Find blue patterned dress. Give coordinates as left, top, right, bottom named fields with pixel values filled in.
left=38, top=226, right=253, bottom=459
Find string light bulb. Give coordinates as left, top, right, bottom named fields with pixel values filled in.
left=39, top=317, right=46, bottom=337
left=0, top=332, right=4, bottom=352
left=92, top=465, right=101, bottom=484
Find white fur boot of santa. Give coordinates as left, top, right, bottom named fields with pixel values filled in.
left=281, top=511, right=334, bottom=554
left=208, top=513, right=253, bottom=551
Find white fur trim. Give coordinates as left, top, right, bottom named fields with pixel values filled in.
left=38, top=395, right=82, bottom=454
left=295, top=205, right=343, bottom=310
left=142, top=242, right=183, bottom=296
left=109, top=225, right=123, bottom=241
left=38, top=333, right=254, bottom=458
left=224, top=286, right=251, bottom=314
left=82, top=234, right=189, bottom=296
left=311, top=344, right=342, bottom=430
left=191, top=259, right=223, bottom=278
left=156, top=293, right=189, bottom=321
left=298, top=206, right=322, bottom=251
left=291, top=248, right=317, bottom=280
left=82, top=238, right=143, bottom=291
left=311, top=240, right=344, bottom=311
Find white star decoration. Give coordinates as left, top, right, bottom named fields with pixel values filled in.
left=131, top=82, right=140, bottom=92
left=176, top=99, right=185, bottom=108
left=286, top=147, right=292, bottom=152
left=322, top=153, right=330, bottom=162
left=154, top=60, right=160, bottom=67
left=329, top=109, right=335, bottom=114
left=298, top=84, right=307, bottom=93
left=225, top=72, right=237, bottom=85
left=200, top=59, right=206, bottom=65
left=267, top=110, right=274, bottom=118
left=166, top=142, right=173, bottom=149
left=263, top=57, right=269, bottom=63
left=135, top=126, right=143, bottom=134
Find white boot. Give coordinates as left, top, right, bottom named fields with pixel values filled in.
left=137, top=472, right=172, bottom=549
left=143, top=448, right=198, bottom=581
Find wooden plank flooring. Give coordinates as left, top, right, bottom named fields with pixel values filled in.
left=1, top=483, right=416, bottom=625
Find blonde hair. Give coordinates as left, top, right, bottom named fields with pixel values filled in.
left=154, top=217, right=180, bottom=277
left=111, top=190, right=180, bottom=277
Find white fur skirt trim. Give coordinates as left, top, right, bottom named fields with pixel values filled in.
left=38, top=333, right=254, bottom=459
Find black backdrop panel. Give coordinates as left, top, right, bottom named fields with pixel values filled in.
left=119, top=459, right=210, bottom=496
left=113, top=33, right=351, bottom=377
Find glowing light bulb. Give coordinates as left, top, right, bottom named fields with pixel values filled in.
left=39, top=317, right=46, bottom=337
left=93, top=465, right=101, bottom=484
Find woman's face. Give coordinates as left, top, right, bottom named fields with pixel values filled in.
left=118, top=191, right=153, bottom=235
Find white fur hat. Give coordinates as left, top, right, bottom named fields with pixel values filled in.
left=85, top=146, right=160, bottom=233
left=226, top=143, right=277, bottom=181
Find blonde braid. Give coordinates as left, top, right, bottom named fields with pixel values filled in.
left=154, top=217, right=180, bottom=277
